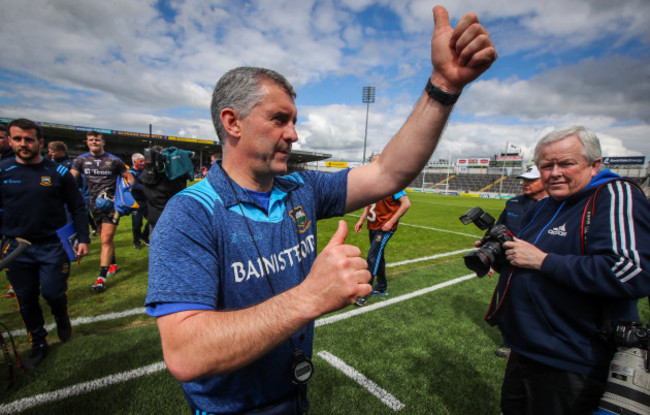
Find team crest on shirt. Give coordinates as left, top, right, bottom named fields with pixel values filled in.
left=104, top=161, right=112, bottom=167
left=40, top=176, right=52, bottom=186
left=289, top=206, right=311, bottom=233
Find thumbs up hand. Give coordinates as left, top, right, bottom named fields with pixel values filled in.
left=430, top=5, right=497, bottom=94
left=300, top=220, right=371, bottom=316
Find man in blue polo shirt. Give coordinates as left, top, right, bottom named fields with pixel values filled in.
left=146, top=6, right=497, bottom=414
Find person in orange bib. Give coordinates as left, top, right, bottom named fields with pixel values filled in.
left=354, top=155, right=411, bottom=306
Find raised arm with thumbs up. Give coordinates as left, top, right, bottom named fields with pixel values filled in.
left=346, top=5, right=497, bottom=213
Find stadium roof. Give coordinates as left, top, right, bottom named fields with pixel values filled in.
left=0, top=117, right=332, bottom=164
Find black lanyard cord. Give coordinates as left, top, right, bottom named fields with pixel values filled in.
left=223, top=173, right=307, bottom=347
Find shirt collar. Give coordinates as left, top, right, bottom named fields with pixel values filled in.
left=207, top=160, right=300, bottom=210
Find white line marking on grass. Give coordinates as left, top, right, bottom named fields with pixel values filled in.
left=3, top=271, right=476, bottom=412
left=8, top=248, right=471, bottom=338
left=317, top=350, right=405, bottom=412
left=316, top=274, right=476, bottom=327
left=0, top=361, right=166, bottom=414
left=346, top=214, right=480, bottom=238
left=397, top=222, right=480, bottom=238
left=387, top=248, right=473, bottom=268
left=9, top=307, right=146, bottom=338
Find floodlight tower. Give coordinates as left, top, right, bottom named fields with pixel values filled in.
left=361, top=86, right=376, bottom=164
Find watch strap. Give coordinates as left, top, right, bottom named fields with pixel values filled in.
left=425, top=78, right=460, bottom=106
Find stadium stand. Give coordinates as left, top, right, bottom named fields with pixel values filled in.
left=410, top=171, right=523, bottom=195
left=409, top=165, right=648, bottom=196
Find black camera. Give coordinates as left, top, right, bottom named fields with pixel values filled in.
left=144, top=147, right=165, bottom=172
left=613, top=320, right=649, bottom=352
left=459, top=207, right=514, bottom=278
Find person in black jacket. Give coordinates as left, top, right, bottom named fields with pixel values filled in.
left=141, top=146, right=188, bottom=231
left=0, top=118, right=89, bottom=369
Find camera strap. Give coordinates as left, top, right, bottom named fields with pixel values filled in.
left=580, top=178, right=650, bottom=339
left=484, top=268, right=514, bottom=326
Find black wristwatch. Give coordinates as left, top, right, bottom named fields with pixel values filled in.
left=425, top=78, right=460, bottom=106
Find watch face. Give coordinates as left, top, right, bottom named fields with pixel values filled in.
left=293, top=360, right=313, bottom=383
left=291, top=349, right=314, bottom=384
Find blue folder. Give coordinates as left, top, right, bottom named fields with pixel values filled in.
left=56, top=223, right=78, bottom=262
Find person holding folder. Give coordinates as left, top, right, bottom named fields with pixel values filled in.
left=0, top=118, right=89, bottom=369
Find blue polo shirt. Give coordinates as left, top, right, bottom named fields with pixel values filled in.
left=146, top=161, right=348, bottom=413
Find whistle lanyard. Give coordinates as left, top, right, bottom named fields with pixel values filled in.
left=224, top=174, right=309, bottom=354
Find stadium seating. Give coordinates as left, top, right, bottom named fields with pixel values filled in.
left=410, top=168, right=648, bottom=197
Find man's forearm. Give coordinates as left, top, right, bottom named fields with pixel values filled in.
left=158, top=283, right=319, bottom=382
left=381, top=89, right=454, bottom=186
left=346, top=90, right=453, bottom=212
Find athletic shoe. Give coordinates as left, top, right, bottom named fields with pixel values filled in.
left=494, top=347, right=511, bottom=359
left=141, top=237, right=149, bottom=247
left=25, top=342, right=48, bottom=369
left=55, top=313, right=72, bottom=342
left=91, top=230, right=98, bottom=237
left=134, top=242, right=142, bottom=250
left=370, top=290, right=387, bottom=297
left=5, top=285, right=15, bottom=298
left=106, top=264, right=119, bottom=277
left=92, top=278, right=106, bottom=292
left=354, top=297, right=367, bottom=307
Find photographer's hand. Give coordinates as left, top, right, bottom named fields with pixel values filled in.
left=503, top=237, right=547, bottom=270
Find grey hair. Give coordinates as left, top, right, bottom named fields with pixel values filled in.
left=132, top=152, right=144, bottom=164
left=534, top=126, right=602, bottom=164
left=210, top=67, right=296, bottom=143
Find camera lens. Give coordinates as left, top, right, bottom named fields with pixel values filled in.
left=464, top=241, right=503, bottom=278
left=463, top=251, right=492, bottom=278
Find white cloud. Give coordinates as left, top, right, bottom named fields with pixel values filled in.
left=0, top=0, right=648, bottom=164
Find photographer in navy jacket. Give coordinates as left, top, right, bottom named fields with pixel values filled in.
left=495, top=126, right=650, bottom=414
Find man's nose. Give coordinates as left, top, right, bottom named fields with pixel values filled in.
left=285, top=122, right=298, bottom=142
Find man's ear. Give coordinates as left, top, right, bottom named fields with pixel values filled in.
left=591, top=157, right=602, bottom=176
left=221, top=108, right=241, bottom=138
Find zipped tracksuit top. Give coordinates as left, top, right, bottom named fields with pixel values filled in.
left=0, top=157, right=89, bottom=244
left=498, top=169, right=650, bottom=378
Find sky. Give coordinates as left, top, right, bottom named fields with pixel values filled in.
left=1, top=0, right=649, bottom=164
